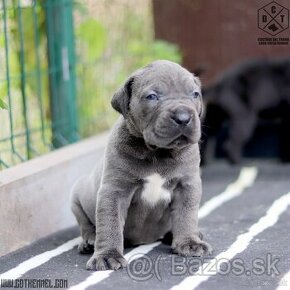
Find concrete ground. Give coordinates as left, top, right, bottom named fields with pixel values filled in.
left=0, top=162, right=290, bottom=290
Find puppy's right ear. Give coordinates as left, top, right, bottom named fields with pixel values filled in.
left=111, top=77, right=134, bottom=117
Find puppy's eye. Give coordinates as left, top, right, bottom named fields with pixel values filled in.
left=192, top=91, right=200, bottom=99
left=146, top=93, right=159, bottom=101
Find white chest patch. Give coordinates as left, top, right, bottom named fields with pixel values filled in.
left=141, top=173, right=171, bottom=206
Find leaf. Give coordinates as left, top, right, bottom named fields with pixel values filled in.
left=0, top=98, right=8, bottom=110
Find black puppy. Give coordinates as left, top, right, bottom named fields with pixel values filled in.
left=201, top=57, right=290, bottom=164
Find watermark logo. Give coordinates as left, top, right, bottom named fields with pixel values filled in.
left=0, top=278, right=68, bottom=289
left=257, top=1, right=289, bottom=45
left=258, top=1, right=289, bottom=35
left=126, top=253, right=281, bottom=282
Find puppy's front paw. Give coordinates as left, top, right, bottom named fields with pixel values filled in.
left=86, top=250, right=127, bottom=271
left=173, top=238, right=212, bottom=257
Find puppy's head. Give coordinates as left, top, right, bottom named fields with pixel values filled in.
left=111, top=60, right=203, bottom=150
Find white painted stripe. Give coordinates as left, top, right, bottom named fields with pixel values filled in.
left=124, top=242, right=161, bottom=260
left=277, top=270, right=290, bottom=289
left=199, top=167, right=258, bottom=219
left=0, top=237, right=81, bottom=280
left=172, top=191, right=290, bottom=290
left=69, top=242, right=161, bottom=290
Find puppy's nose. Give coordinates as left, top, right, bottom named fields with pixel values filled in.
left=171, top=108, right=192, bottom=126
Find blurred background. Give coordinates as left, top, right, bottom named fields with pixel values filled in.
left=0, top=0, right=289, bottom=169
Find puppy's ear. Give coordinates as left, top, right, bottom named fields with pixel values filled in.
left=111, top=77, right=134, bottom=117
left=194, top=76, right=204, bottom=118
left=199, top=97, right=204, bottom=118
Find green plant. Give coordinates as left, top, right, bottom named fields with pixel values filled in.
left=0, top=0, right=51, bottom=166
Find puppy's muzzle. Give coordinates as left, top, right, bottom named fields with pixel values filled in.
left=170, top=106, right=192, bottom=127
left=143, top=103, right=200, bottom=149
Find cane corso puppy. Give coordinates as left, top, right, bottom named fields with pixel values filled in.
left=201, top=57, right=290, bottom=164
left=71, top=60, right=212, bottom=271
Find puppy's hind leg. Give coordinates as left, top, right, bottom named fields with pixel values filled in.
left=71, top=198, right=96, bottom=254
left=72, top=201, right=96, bottom=254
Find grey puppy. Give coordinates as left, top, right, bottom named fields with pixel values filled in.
left=71, top=60, right=212, bottom=271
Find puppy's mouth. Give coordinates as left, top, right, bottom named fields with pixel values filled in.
left=168, top=135, right=189, bottom=147
left=146, top=143, right=158, bottom=150
left=146, top=134, right=190, bottom=150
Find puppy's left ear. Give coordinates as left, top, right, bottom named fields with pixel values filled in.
left=199, top=97, right=204, bottom=118
left=193, top=75, right=203, bottom=118
left=111, top=77, right=134, bottom=117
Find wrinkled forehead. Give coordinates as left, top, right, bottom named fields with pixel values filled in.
left=135, top=65, right=201, bottom=94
